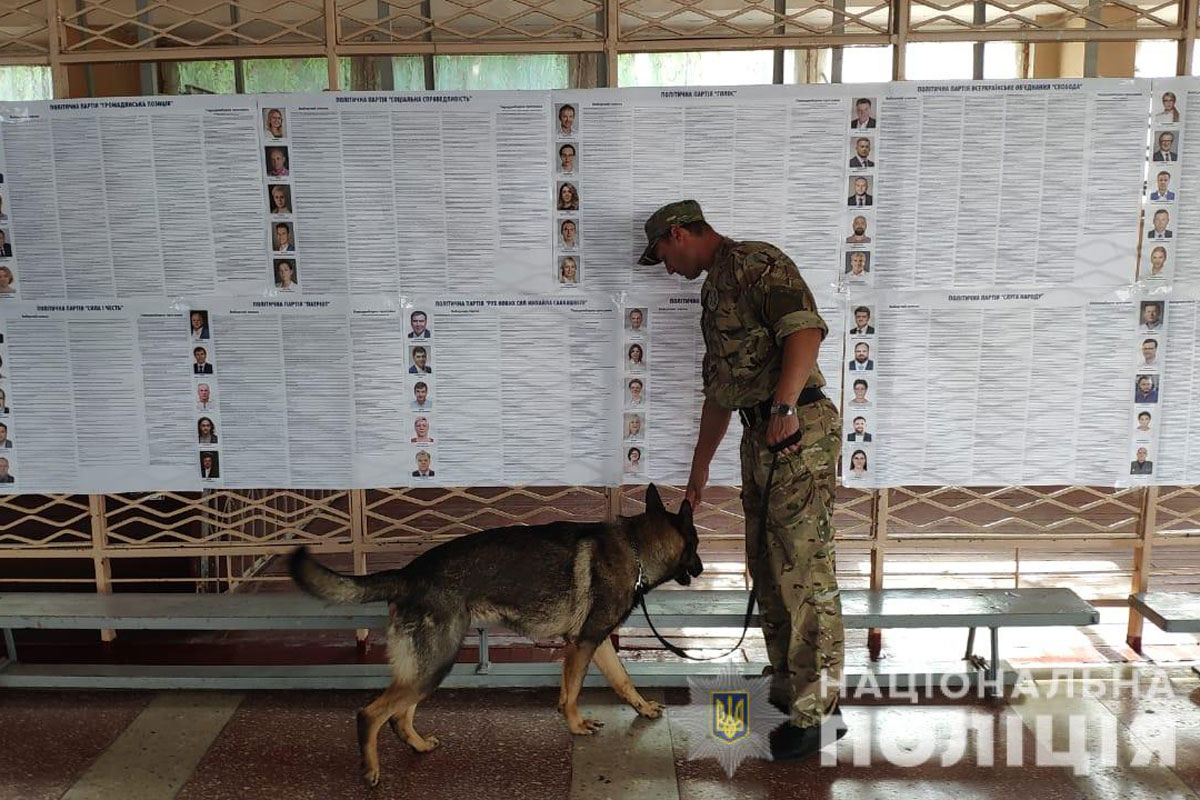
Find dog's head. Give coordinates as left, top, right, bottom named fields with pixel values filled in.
left=644, top=483, right=704, bottom=585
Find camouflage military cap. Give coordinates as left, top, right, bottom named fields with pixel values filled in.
left=638, top=199, right=705, bottom=266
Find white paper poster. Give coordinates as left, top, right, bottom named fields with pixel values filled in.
left=839, top=287, right=1166, bottom=488
left=0, top=80, right=1188, bottom=494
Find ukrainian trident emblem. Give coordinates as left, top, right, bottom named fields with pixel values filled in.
left=711, top=691, right=749, bottom=742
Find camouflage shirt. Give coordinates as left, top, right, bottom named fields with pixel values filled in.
left=700, top=237, right=828, bottom=410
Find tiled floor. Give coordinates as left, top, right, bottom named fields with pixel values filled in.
left=5, top=666, right=1200, bottom=799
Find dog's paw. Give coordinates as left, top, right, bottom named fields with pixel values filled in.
left=362, top=767, right=380, bottom=788
left=411, top=734, right=439, bottom=753
left=636, top=700, right=665, bottom=719
left=568, top=716, right=604, bottom=735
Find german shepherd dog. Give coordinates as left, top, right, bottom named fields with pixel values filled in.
left=289, top=483, right=703, bottom=787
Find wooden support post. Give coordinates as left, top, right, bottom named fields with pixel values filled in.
left=1179, top=0, right=1197, bottom=76
left=89, top=494, right=115, bottom=642
left=606, top=486, right=623, bottom=522
left=325, top=0, right=340, bottom=90
left=891, top=0, right=909, bottom=81
left=351, top=489, right=370, bottom=652
left=867, top=488, right=889, bottom=661
left=603, top=0, right=618, bottom=87
left=47, top=0, right=69, bottom=98
left=1126, top=486, right=1159, bottom=653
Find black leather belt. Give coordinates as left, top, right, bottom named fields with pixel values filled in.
left=738, top=386, right=825, bottom=429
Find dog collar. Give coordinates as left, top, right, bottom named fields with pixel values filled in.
left=627, top=530, right=649, bottom=594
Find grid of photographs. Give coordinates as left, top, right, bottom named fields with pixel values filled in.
left=842, top=96, right=878, bottom=290
left=553, top=102, right=581, bottom=288
left=406, top=307, right=436, bottom=480
left=622, top=306, right=647, bottom=480
left=261, top=106, right=301, bottom=294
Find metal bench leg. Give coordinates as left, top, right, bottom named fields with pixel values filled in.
left=2, top=627, right=16, bottom=666
left=476, top=627, right=490, bottom=675
left=988, top=627, right=999, bottom=699
left=965, top=627, right=987, bottom=670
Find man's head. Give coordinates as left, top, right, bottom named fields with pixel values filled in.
left=201, top=453, right=213, bottom=471
left=410, top=311, right=427, bottom=335
left=414, top=381, right=428, bottom=404
left=638, top=200, right=715, bottom=279
left=1157, top=171, right=1171, bottom=192
left=854, top=306, right=871, bottom=328
left=275, top=223, right=290, bottom=246
left=854, top=342, right=870, bottom=363
left=629, top=378, right=644, bottom=398
left=629, top=308, right=644, bottom=329
left=561, top=219, right=577, bottom=243
left=0, top=423, right=9, bottom=442
left=1136, top=446, right=1148, bottom=463
left=855, top=98, right=872, bottom=120
left=1159, top=131, right=1175, bottom=152
left=1143, top=303, right=1161, bottom=325
left=416, top=450, right=431, bottom=472
left=855, top=138, right=871, bottom=158
left=197, top=383, right=210, bottom=403
left=268, top=147, right=287, bottom=173
left=853, top=416, right=866, bottom=434
left=559, top=143, right=576, bottom=171
left=412, top=347, right=427, bottom=369
left=853, top=177, right=868, bottom=197
left=191, top=311, right=204, bottom=330
left=852, top=216, right=867, bottom=236
left=1142, top=339, right=1158, bottom=361
left=194, top=347, right=207, bottom=364
left=1138, top=375, right=1154, bottom=394
left=558, top=105, right=575, bottom=131
left=1154, top=209, right=1170, bottom=232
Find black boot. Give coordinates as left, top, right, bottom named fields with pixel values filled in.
left=769, top=704, right=848, bottom=761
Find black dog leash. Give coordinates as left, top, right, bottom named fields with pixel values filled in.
left=637, top=427, right=803, bottom=661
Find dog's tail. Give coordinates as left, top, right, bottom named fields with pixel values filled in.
left=289, top=546, right=396, bottom=604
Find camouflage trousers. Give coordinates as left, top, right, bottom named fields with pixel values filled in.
left=739, top=397, right=844, bottom=728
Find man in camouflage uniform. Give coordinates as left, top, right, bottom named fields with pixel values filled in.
left=638, top=199, right=847, bottom=760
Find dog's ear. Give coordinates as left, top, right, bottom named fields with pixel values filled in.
left=645, top=482, right=664, bottom=516
left=678, top=498, right=693, bottom=527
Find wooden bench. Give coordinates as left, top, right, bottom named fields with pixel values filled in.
left=0, top=588, right=1098, bottom=693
